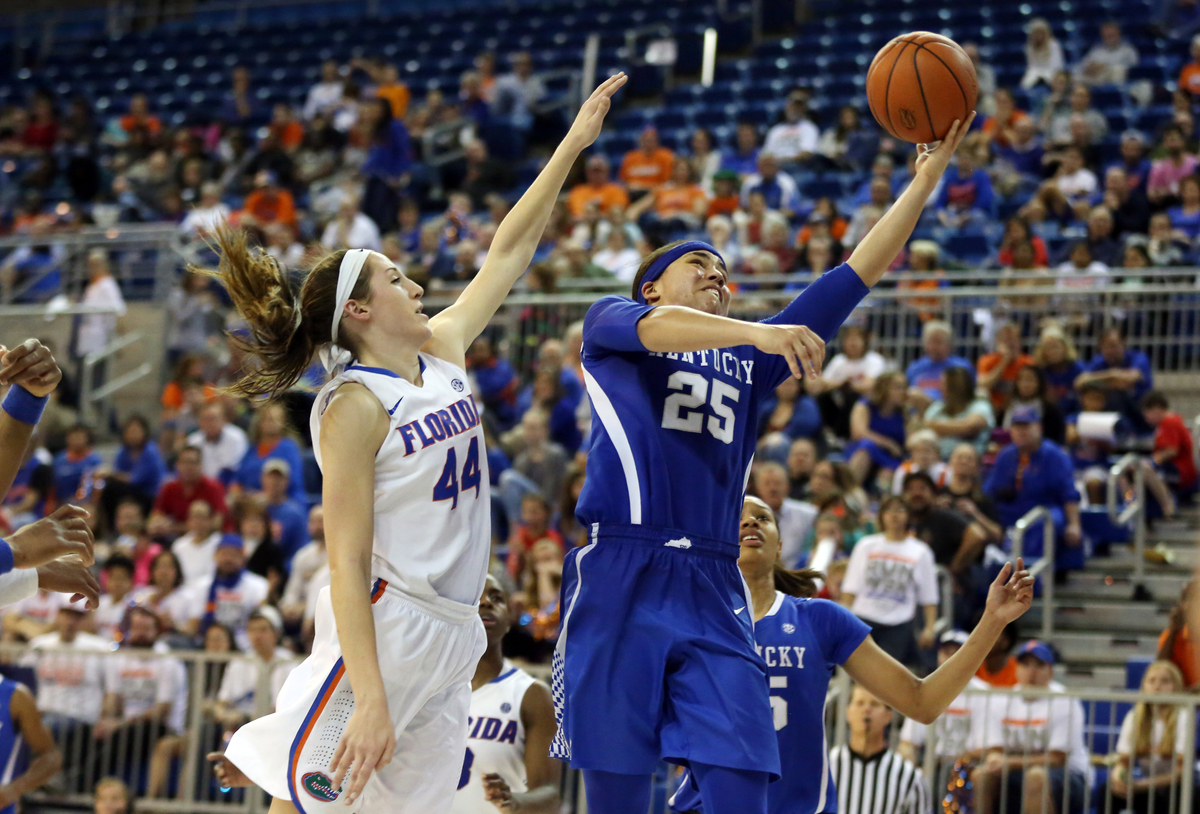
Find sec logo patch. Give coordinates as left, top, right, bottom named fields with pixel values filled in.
left=452, top=379, right=465, bottom=392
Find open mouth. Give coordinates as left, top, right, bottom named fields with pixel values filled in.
left=740, top=531, right=764, bottom=547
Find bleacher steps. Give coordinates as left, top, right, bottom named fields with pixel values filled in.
left=1047, top=632, right=1164, bottom=667
left=1058, top=665, right=1131, bottom=691
left=1055, top=572, right=1191, bottom=602
left=1023, top=600, right=1170, bottom=634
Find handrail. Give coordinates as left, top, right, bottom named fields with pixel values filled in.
left=934, top=564, right=954, bottom=634
left=80, top=332, right=151, bottom=426
left=1009, top=505, right=1054, bottom=643
left=1106, top=452, right=1148, bottom=597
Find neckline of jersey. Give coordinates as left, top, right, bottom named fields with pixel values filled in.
left=490, top=667, right=518, bottom=684
left=764, top=590, right=786, bottom=618
left=348, top=356, right=426, bottom=380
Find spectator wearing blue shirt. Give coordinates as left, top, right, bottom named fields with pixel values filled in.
left=935, top=148, right=996, bottom=228
left=1167, top=175, right=1200, bottom=239
left=100, top=415, right=168, bottom=526
left=739, top=152, right=800, bottom=218
left=52, top=424, right=103, bottom=506
left=720, top=121, right=761, bottom=177
left=233, top=403, right=305, bottom=502
left=757, top=376, right=823, bottom=466
left=360, top=97, right=414, bottom=233
left=467, top=335, right=519, bottom=431
left=851, top=154, right=896, bottom=208
left=260, top=459, right=310, bottom=563
left=219, top=66, right=259, bottom=127
left=983, top=405, right=1082, bottom=560
left=1075, top=327, right=1154, bottom=432
left=994, top=117, right=1045, bottom=179
left=1107, top=130, right=1152, bottom=195
left=906, top=321, right=973, bottom=402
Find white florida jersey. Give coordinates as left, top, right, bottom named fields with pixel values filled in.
left=312, top=355, right=491, bottom=608
left=452, top=661, right=539, bottom=814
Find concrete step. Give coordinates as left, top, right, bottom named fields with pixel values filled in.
left=1084, top=546, right=1197, bottom=574
left=1057, top=665, right=1130, bottom=691
left=1023, top=600, right=1170, bottom=634
left=1058, top=572, right=1190, bottom=603
left=1048, top=632, right=1160, bottom=667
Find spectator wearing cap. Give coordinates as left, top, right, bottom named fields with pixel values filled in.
left=281, top=505, right=328, bottom=628
left=187, top=534, right=269, bottom=648
left=984, top=404, right=1082, bottom=558
left=260, top=458, right=309, bottom=561
left=972, top=641, right=1090, bottom=814
left=898, top=629, right=991, bottom=777
left=567, top=156, right=630, bottom=219
left=618, top=127, right=674, bottom=195
left=1075, top=21, right=1138, bottom=85
left=762, top=88, right=819, bottom=165
left=150, top=446, right=227, bottom=538
left=1075, top=327, right=1153, bottom=430
left=740, top=152, right=800, bottom=219
left=241, top=170, right=297, bottom=230
left=1147, top=125, right=1198, bottom=205
left=212, top=606, right=295, bottom=729
left=906, top=321, right=973, bottom=403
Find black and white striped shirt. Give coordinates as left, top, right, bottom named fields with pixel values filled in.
left=829, top=745, right=932, bottom=814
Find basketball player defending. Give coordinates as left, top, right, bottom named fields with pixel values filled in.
left=206, top=73, right=627, bottom=814
left=451, top=575, right=560, bottom=814
left=551, top=114, right=976, bottom=814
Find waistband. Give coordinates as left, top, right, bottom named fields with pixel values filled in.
left=371, top=577, right=480, bottom=625
left=589, top=522, right=738, bottom=559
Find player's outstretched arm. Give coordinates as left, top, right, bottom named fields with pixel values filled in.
left=842, top=559, right=1033, bottom=723
left=319, top=384, right=395, bottom=805
left=847, top=113, right=976, bottom=288
left=0, top=339, right=62, bottom=500
left=427, top=74, right=628, bottom=365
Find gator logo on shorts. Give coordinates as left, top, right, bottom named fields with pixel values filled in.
left=301, top=772, right=341, bottom=802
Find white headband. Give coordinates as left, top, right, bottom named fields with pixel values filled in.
left=319, top=248, right=371, bottom=375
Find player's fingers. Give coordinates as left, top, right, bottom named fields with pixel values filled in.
left=328, top=739, right=349, bottom=789
left=51, top=504, right=90, bottom=521
left=793, top=332, right=822, bottom=377
left=344, top=750, right=374, bottom=804
left=782, top=346, right=803, bottom=380
left=992, top=561, right=1013, bottom=587
left=377, top=736, right=395, bottom=768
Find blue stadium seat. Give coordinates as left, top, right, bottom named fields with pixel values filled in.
left=944, top=233, right=991, bottom=263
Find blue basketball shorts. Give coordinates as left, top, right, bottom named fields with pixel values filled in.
left=549, top=523, right=780, bottom=779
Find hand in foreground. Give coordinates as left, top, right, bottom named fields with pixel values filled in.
left=483, top=773, right=516, bottom=810
left=329, top=703, right=396, bottom=806
left=0, top=339, right=62, bottom=398
left=563, top=73, right=628, bottom=151
left=10, top=505, right=94, bottom=569
left=983, top=558, right=1035, bottom=624
left=207, top=752, right=252, bottom=788
left=37, top=558, right=101, bottom=609
left=752, top=323, right=825, bottom=380
left=914, top=111, right=977, bottom=181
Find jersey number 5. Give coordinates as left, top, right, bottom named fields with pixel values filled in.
left=661, top=371, right=739, bottom=444
left=769, top=676, right=787, bottom=731
left=434, top=437, right=482, bottom=509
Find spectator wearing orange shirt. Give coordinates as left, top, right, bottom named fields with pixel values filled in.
left=119, top=94, right=162, bottom=140
left=1178, top=35, right=1200, bottom=98
left=375, top=63, right=411, bottom=119
left=706, top=169, right=742, bottom=218
left=981, top=88, right=1029, bottom=149
left=977, top=321, right=1034, bottom=414
left=975, top=621, right=1020, bottom=686
left=619, top=126, right=674, bottom=195
left=626, top=156, right=709, bottom=236
left=1157, top=583, right=1198, bottom=689
left=267, top=104, right=304, bottom=151
left=241, top=171, right=297, bottom=230
left=566, top=155, right=629, bottom=218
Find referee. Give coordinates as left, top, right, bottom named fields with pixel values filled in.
left=830, top=686, right=932, bottom=814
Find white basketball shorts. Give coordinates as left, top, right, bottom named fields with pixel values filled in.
left=224, top=578, right=486, bottom=814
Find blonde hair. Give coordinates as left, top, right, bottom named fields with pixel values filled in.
left=1130, top=660, right=1185, bottom=757
left=1033, top=324, right=1078, bottom=366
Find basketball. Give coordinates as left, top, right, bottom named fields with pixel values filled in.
left=865, top=32, right=979, bottom=144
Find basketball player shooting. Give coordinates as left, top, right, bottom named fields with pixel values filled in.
left=550, top=112, right=976, bottom=814
left=204, top=73, right=626, bottom=814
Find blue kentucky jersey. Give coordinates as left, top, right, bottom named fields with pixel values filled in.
left=0, top=679, right=22, bottom=814
left=575, top=263, right=869, bottom=545
left=671, top=593, right=870, bottom=814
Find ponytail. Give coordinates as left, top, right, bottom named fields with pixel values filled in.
left=193, top=228, right=371, bottom=401
left=773, top=562, right=821, bottom=598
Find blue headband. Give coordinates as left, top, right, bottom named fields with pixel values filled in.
left=635, top=241, right=726, bottom=304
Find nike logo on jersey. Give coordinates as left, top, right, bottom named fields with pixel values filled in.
left=387, top=398, right=404, bottom=415
left=396, top=397, right=481, bottom=456
left=664, top=537, right=692, bottom=549
left=733, top=606, right=746, bottom=615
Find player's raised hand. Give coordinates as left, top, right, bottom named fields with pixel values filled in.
left=9, top=505, right=94, bottom=569
left=563, top=73, right=628, bottom=152
left=750, top=323, right=825, bottom=380
left=913, top=111, right=977, bottom=181
left=328, top=703, right=396, bottom=806
left=0, top=339, right=62, bottom=399
left=983, top=558, right=1035, bottom=624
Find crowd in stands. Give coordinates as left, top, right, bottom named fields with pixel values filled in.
left=3, top=6, right=1200, bottom=808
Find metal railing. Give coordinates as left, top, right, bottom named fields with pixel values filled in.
left=79, top=331, right=154, bottom=426
left=1107, top=452, right=1149, bottom=599
left=935, top=564, right=954, bottom=634
left=1009, top=505, right=1055, bottom=644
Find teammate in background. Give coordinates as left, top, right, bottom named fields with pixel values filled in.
left=0, top=675, right=62, bottom=812
left=669, top=495, right=1033, bottom=814
left=0, top=339, right=100, bottom=610
left=208, top=74, right=626, bottom=814
left=554, top=114, right=978, bottom=814
left=452, top=575, right=559, bottom=814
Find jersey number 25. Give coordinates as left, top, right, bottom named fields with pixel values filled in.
left=661, top=371, right=739, bottom=444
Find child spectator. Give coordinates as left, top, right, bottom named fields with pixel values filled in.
left=506, top=493, right=563, bottom=580
left=1143, top=391, right=1198, bottom=503
left=92, top=555, right=135, bottom=641
left=891, top=429, right=948, bottom=495
left=1065, top=382, right=1117, bottom=505
left=1108, top=660, right=1190, bottom=814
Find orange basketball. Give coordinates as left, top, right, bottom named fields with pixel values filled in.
left=865, top=32, right=978, bottom=144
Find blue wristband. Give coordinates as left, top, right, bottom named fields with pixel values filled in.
left=0, top=540, right=14, bottom=576
left=1, top=385, right=48, bottom=426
